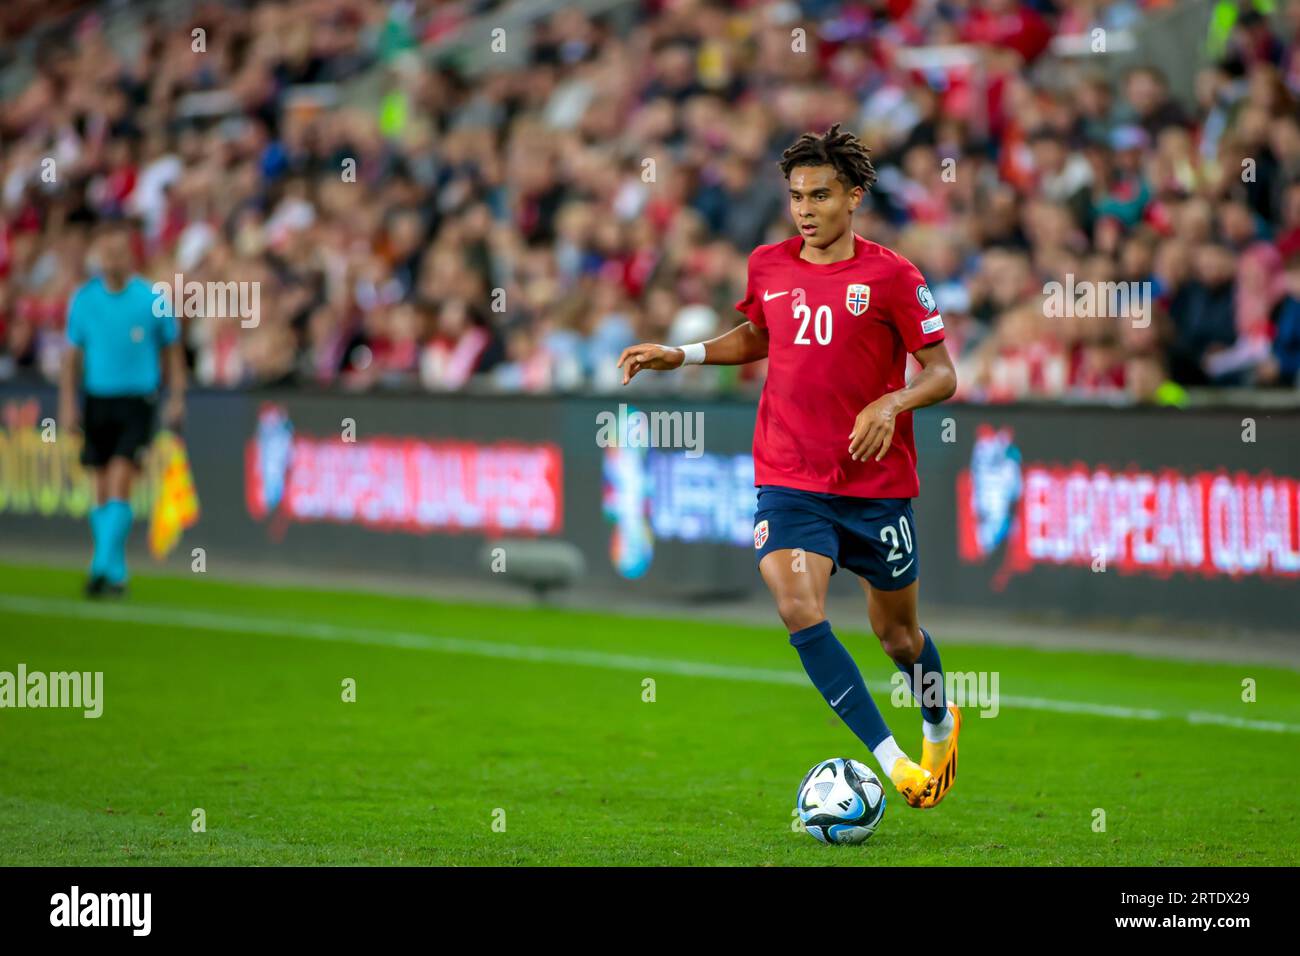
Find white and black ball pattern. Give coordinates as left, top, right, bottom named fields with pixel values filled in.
left=795, top=757, right=886, bottom=845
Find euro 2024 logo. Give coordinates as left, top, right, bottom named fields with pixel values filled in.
left=247, top=404, right=294, bottom=520
left=960, top=425, right=1023, bottom=561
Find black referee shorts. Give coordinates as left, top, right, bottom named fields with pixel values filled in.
left=80, top=394, right=158, bottom=468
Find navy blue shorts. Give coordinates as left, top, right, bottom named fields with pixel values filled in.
left=752, top=485, right=919, bottom=591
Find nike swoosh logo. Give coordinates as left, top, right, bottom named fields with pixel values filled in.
left=891, top=559, right=915, bottom=578
left=830, top=687, right=852, bottom=706
left=763, top=290, right=788, bottom=301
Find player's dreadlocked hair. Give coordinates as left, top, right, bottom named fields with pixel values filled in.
left=778, top=123, right=877, bottom=192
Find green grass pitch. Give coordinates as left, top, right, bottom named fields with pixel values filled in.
left=1, top=561, right=1296, bottom=866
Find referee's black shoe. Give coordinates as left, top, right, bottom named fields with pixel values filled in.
left=84, top=575, right=106, bottom=598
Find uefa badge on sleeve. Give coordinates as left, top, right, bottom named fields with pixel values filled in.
left=916, top=284, right=937, bottom=313
left=754, top=519, right=769, bottom=549
left=846, top=283, right=871, bottom=316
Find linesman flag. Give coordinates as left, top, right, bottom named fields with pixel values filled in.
left=148, top=430, right=200, bottom=559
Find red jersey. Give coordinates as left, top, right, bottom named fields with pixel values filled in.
left=734, top=233, right=946, bottom=499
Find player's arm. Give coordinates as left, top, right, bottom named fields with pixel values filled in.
left=155, top=296, right=186, bottom=428
left=60, top=290, right=85, bottom=434
left=58, top=345, right=82, bottom=434
left=617, top=321, right=769, bottom=385
left=848, top=340, right=957, bottom=462
left=162, top=340, right=187, bottom=428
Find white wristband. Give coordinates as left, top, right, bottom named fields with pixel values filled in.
left=679, top=343, right=706, bottom=366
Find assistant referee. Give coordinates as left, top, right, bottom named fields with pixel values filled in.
left=59, top=220, right=186, bottom=597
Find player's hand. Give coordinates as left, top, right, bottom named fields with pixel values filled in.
left=617, top=344, right=685, bottom=385
left=848, top=393, right=903, bottom=463
left=162, top=394, right=186, bottom=429
left=58, top=397, right=80, bottom=437
left=1255, top=354, right=1280, bottom=385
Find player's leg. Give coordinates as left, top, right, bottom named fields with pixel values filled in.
left=753, top=488, right=933, bottom=807
left=98, top=455, right=139, bottom=593
left=96, top=396, right=154, bottom=594
left=80, top=395, right=113, bottom=596
left=84, top=467, right=111, bottom=595
left=860, top=576, right=961, bottom=808
left=836, top=496, right=956, bottom=807
left=862, top=579, right=939, bottom=714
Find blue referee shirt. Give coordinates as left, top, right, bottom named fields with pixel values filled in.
left=65, top=276, right=178, bottom=397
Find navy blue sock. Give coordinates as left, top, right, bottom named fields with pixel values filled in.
left=789, top=620, right=891, bottom=751
left=896, top=627, right=947, bottom=724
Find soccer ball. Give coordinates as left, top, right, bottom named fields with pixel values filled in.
left=795, top=757, right=886, bottom=845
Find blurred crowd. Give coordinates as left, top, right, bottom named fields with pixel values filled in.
left=3, top=0, right=1300, bottom=402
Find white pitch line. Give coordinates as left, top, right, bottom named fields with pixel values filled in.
left=2, top=594, right=1297, bottom=734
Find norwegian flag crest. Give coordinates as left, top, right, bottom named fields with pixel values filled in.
left=845, top=283, right=871, bottom=316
